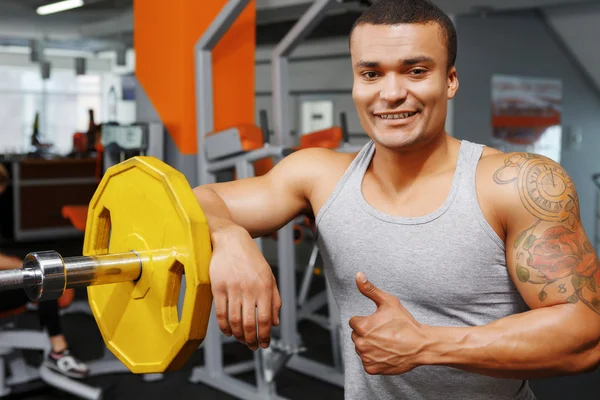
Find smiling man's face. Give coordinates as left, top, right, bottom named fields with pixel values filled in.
left=350, top=22, right=459, bottom=150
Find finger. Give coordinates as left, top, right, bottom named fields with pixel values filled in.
left=351, top=330, right=360, bottom=344
left=356, top=272, right=396, bottom=308
left=213, top=289, right=232, bottom=336
left=349, top=315, right=366, bottom=333
left=256, top=293, right=272, bottom=349
left=355, top=346, right=362, bottom=358
left=242, top=297, right=258, bottom=350
left=228, top=296, right=244, bottom=342
left=271, top=279, right=282, bottom=326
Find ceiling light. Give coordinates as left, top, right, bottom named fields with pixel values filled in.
left=37, top=0, right=85, bottom=16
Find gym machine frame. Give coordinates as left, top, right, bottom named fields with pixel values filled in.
left=189, top=1, right=290, bottom=399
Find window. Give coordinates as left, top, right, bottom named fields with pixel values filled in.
left=0, top=65, right=102, bottom=155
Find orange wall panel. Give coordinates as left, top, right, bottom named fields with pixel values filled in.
left=134, top=0, right=256, bottom=155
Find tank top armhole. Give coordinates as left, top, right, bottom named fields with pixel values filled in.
left=470, top=145, right=506, bottom=251
left=314, top=141, right=374, bottom=237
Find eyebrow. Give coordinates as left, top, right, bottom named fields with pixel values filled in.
left=355, top=56, right=435, bottom=69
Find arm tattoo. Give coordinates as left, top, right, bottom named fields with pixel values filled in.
left=494, top=153, right=600, bottom=315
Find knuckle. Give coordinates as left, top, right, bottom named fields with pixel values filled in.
left=257, top=314, right=270, bottom=325
left=215, top=311, right=227, bottom=320
left=262, top=279, right=273, bottom=291
left=243, top=323, right=256, bottom=332
left=229, top=316, right=242, bottom=326
left=212, top=285, right=227, bottom=297
left=364, top=365, right=378, bottom=375
left=236, top=281, right=248, bottom=293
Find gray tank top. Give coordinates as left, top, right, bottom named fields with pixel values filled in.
left=315, top=140, right=536, bottom=400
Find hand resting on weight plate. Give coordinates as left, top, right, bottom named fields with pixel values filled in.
left=193, top=148, right=338, bottom=351
left=208, top=223, right=281, bottom=350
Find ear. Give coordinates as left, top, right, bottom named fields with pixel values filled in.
left=447, top=66, right=459, bottom=100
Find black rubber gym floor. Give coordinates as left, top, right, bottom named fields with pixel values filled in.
left=1, top=238, right=598, bottom=399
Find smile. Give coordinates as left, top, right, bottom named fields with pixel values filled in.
left=377, top=112, right=418, bottom=120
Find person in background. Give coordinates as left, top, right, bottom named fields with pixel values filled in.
left=0, top=164, right=89, bottom=379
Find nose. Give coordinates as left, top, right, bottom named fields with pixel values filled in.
left=379, top=74, right=407, bottom=105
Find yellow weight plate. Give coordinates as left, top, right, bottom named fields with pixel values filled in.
left=83, top=157, right=212, bottom=374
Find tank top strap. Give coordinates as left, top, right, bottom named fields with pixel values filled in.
left=459, top=140, right=485, bottom=185
left=454, top=140, right=505, bottom=250
left=315, top=140, right=375, bottom=227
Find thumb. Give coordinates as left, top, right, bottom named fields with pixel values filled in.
left=356, top=272, right=392, bottom=308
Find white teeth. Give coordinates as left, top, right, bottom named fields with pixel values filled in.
left=379, top=112, right=417, bottom=120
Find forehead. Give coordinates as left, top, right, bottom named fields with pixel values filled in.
left=350, top=23, right=447, bottom=64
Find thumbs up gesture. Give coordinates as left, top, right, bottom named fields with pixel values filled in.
left=349, top=272, right=427, bottom=375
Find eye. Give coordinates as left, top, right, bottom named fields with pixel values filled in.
left=361, top=71, right=379, bottom=80
left=409, top=68, right=427, bottom=76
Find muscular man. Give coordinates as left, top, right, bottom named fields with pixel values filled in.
left=194, top=0, right=600, bottom=398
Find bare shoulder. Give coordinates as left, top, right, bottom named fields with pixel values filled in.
left=277, top=147, right=357, bottom=217
left=275, top=147, right=356, bottom=180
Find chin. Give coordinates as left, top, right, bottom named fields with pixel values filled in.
left=371, top=129, right=424, bottom=150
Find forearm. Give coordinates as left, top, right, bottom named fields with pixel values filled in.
left=193, top=186, right=248, bottom=242
left=421, top=305, right=600, bottom=379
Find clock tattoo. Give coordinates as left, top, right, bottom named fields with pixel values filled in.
left=519, top=159, right=573, bottom=222
left=494, top=153, right=579, bottom=225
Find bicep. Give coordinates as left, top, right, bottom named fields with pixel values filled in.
left=196, top=150, right=319, bottom=238
left=494, top=153, right=600, bottom=314
left=206, top=176, right=308, bottom=238
left=507, top=218, right=600, bottom=313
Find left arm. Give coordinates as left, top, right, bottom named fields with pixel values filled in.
left=422, top=297, right=599, bottom=379
left=421, top=152, right=600, bottom=379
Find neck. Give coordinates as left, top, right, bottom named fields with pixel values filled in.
left=370, top=132, right=460, bottom=194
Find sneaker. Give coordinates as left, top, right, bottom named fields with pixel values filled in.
left=44, top=349, right=89, bottom=379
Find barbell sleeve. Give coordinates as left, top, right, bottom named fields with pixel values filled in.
left=0, top=251, right=142, bottom=302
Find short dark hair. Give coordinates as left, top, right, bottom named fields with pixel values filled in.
left=349, top=0, right=457, bottom=69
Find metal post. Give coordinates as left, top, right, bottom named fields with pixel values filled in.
left=192, top=0, right=251, bottom=383
left=270, top=0, right=340, bottom=355
left=271, top=0, right=339, bottom=147
left=195, top=0, right=252, bottom=186
left=326, top=277, right=343, bottom=372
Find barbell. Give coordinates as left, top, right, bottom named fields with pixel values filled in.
left=0, top=157, right=213, bottom=374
